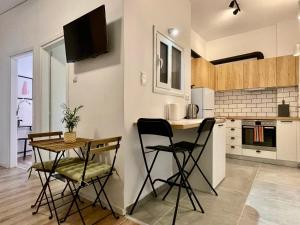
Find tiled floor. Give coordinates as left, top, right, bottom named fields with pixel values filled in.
left=129, top=159, right=300, bottom=225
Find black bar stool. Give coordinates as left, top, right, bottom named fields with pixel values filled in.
left=162, top=118, right=217, bottom=201
left=129, top=118, right=204, bottom=225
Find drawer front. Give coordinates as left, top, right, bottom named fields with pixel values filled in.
left=226, top=145, right=242, bottom=155
left=226, top=136, right=242, bottom=146
left=226, top=119, right=241, bottom=128
left=226, top=127, right=242, bottom=137
left=243, top=148, right=276, bottom=160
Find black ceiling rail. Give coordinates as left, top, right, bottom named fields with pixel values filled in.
left=191, top=50, right=201, bottom=58
left=210, top=51, right=264, bottom=65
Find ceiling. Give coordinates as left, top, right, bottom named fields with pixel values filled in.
left=191, top=0, right=299, bottom=41
left=0, top=0, right=27, bottom=15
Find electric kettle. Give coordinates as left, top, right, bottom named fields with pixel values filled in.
left=187, top=104, right=199, bottom=119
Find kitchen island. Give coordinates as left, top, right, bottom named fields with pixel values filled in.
left=170, top=119, right=226, bottom=193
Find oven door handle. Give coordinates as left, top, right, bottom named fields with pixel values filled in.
left=264, top=127, right=275, bottom=129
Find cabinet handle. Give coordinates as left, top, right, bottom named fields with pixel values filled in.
left=231, top=128, right=235, bottom=131
left=280, top=120, right=293, bottom=123
left=218, top=124, right=224, bottom=127
left=231, top=137, right=235, bottom=140
left=231, top=119, right=235, bottom=122
left=231, top=146, right=235, bottom=149
left=256, top=150, right=261, bottom=153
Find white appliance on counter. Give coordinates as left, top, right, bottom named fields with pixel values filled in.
left=191, top=88, right=215, bottom=118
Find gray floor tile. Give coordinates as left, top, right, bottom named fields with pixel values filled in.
left=129, top=159, right=300, bottom=225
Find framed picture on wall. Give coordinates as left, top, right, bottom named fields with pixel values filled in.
left=18, top=76, right=32, bottom=99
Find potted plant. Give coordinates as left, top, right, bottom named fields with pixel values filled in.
left=61, top=104, right=83, bottom=143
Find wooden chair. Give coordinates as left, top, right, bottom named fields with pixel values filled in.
left=57, top=136, right=122, bottom=225
left=28, top=131, right=83, bottom=218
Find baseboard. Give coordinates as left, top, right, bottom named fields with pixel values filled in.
left=126, top=215, right=150, bottom=225
left=227, top=154, right=299, bottom=168
left=79, top=190, right=126, bottom=216
left=125, top=183, right=169, bottom=214
left=0, top=162, right=10, bottom=168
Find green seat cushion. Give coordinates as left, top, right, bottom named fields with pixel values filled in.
left=56, top=162, right=111, bottom=182
left=32, top=157, right=83, bottom=172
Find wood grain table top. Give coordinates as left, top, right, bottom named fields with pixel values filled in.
left=31, top=138, right=90, bottom=153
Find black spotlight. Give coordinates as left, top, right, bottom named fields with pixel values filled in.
left=233, top=8, right=239, bottom=15
left=229, top=0, right=235, bottom=8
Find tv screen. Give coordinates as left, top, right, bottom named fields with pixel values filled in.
left=63, top=5, right=108, bottom=63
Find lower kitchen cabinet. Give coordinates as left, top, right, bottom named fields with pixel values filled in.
left=277, top=120, right=298, bottom=162
left=243, top=148, right=276, bottom=160
left=226, top=145, right=242, bottom=155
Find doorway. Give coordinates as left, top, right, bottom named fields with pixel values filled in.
left=40, top=38, right=68, bottom=161
left=11, top=51, right=34, bottom=169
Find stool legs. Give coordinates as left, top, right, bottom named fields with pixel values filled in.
left=129, top=151, right=159, bottom=215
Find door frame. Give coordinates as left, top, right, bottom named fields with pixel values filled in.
left=40, top=36, right=69, bottom=131
left=10, top=50, right=34, bottom=168
left=40, top=36, right=69, bottom=160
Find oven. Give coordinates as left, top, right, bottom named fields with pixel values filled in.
left=242, top=120, right=276, bottom=151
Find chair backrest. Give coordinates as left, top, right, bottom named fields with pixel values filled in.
left=28, top=131, right=63, bottom=162
left=81, top=136, right=122, bottom=183
left=195, top=118, right=216, bottom=147
left=137, top=118, right=173, bottom=138
left=28, top=131, right=63, bottom=142
left=88, top=136, right=122, bottom=156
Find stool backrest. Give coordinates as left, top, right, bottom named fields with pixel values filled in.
left=195, top=118, right=216, bottom=148
left=137, top=118, right=173, bottom=138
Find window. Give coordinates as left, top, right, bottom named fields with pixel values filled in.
left=154, top=31, right=184, bottom=96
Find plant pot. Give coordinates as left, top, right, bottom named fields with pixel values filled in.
left=64, top=132, right=76, bottom=143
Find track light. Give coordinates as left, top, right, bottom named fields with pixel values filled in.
left=228, top=0, right=241, bottom=15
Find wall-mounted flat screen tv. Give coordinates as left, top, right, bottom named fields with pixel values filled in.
left=63, top=5, right=108, bottom=63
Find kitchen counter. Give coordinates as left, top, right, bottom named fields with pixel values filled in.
left=221, top=116, right=300, bottom=121
left=169, top=118, right=226, bottom=130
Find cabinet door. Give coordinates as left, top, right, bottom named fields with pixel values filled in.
left=191, top=58, right=208, bottom=88
left=227, top=62, right=243, bottom=90
left=243, top=60, right=259, bottom=89
left=208, top=61, right=215, bottom=90
left=277, top=120, right=297, bottom=162
left=276, top=56, right=298, bottom=87
left=215, top=64, right=227, bottom=91
left=258, top=58, right=276, bottom=88
left=212, top=123, right=226, bottom=186
left=215, top=62, right=243, bottom=91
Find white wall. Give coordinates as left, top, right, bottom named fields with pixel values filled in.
left=0, top=0, right=125, bottom=210
left=191, top=29, right=207, bottom=58
left=206, top=18, right=300, bottom=61
left=123, top=0, right=191, bottom=207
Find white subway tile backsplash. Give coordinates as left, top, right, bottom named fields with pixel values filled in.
left=261, top=98, right=273, bottom=103
left=215, top=87, right=299, bottom=117
left=252, top=108, right=261, bottom=113
left=252, top=99, right=261, bottom=104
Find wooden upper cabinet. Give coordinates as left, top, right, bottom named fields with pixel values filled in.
left=215, top=62, right=243, bottom=91
left=215, top=64, right=226, bottom=91
left=191, top=58, right=215, bottom=89
left=208, top=62, right=215, bottom=89
left=243, top=60, right=259, bottom=89
left=276, top=55, right=299, bottom=87
left=257, top=57, right=277, bottom=88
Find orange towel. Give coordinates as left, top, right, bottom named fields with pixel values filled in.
left=254, top=126, right=264, bottom=143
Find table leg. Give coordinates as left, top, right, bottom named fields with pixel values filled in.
left=34, top=149, right=64, bottom=224
left=23, top=139, right=27, bottom=160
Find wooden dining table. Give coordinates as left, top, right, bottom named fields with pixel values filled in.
left=31, top=137, right=90, bottom=225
